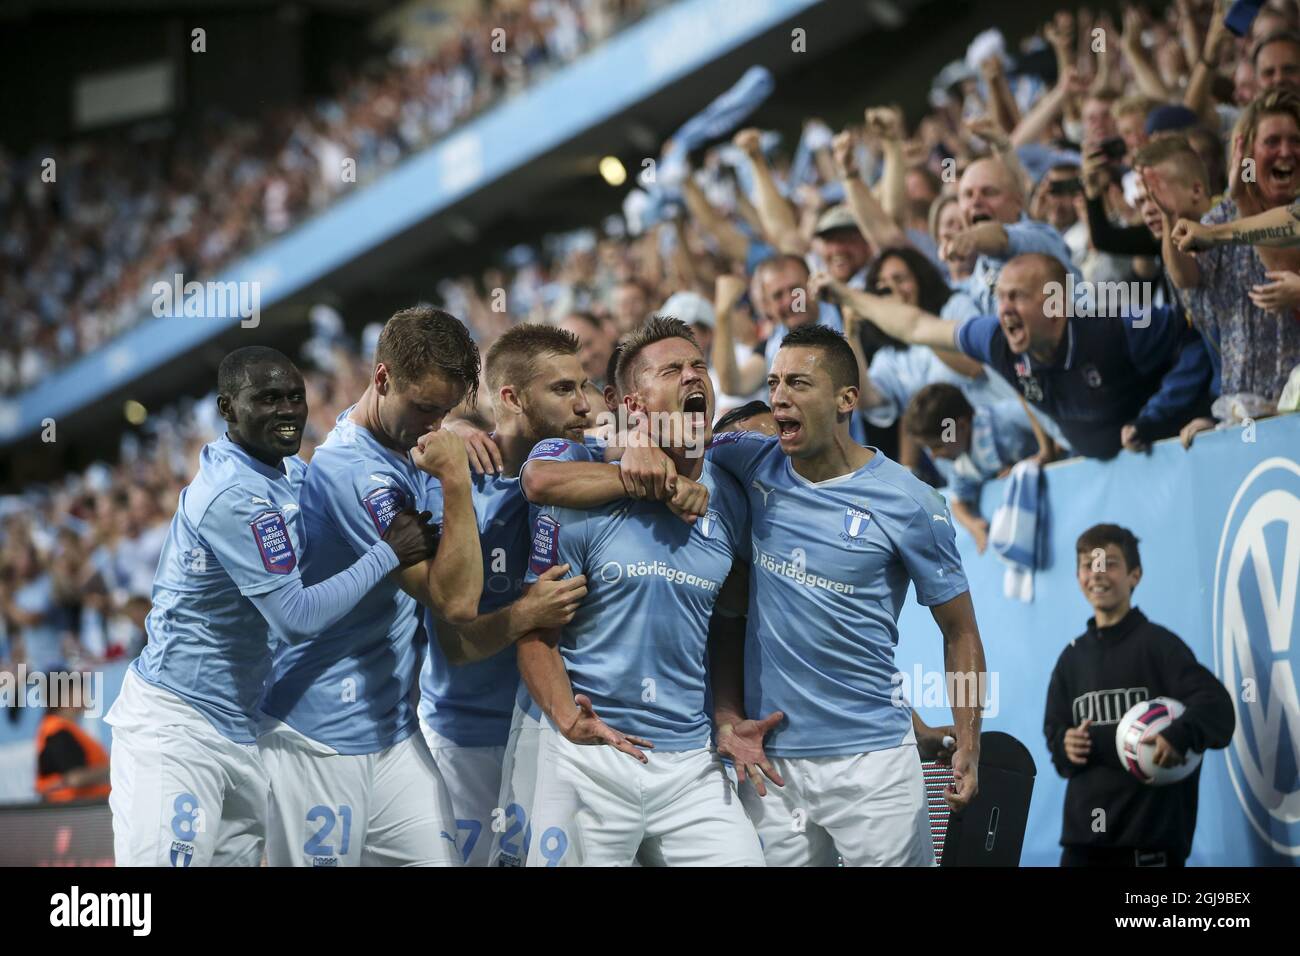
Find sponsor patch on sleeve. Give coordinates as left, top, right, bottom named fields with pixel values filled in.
left=707, top=431, right=745, bottom=449
left=362, top=485, right=407, bottom=533
left=528, top=515, right=560, bottom=575
left=250, top=511, right=297, bottom=575
left=528, top=438, right=575, bottom=461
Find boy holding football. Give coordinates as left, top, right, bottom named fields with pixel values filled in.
left=1042, top=524, right=1234, bottom=867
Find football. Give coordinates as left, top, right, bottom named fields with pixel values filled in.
left=1115, top=697, right=1203, bottom=786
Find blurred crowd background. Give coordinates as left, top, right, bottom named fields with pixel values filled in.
left=4, top=0, right=1300, bottom=698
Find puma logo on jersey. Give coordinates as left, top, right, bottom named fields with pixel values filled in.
left=369, top=474, right=393, bottom=486
left=932, top=513, right=950, bottom=524
left=250, top=496, right=273, bottom=507
left=752, top=480, right=776, bottom=506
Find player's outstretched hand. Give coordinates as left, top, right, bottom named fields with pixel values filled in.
left=716, top=712, right=785, bottom=797
left=442, top=419, right=504, bottom=475
left=561, top=694, right=654, bottom=762
left=944, top=746, right=979, bottom=813
left=382, top=508, right=439, bottom=566
left=519, top=564, right=588, bottom=630
left=666, top=475, right=709, bottom=524
left=412, top=428, right=470, bottom=481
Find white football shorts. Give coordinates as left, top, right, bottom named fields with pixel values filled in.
left=106, top=668, right=269, bottom=868
left=526, top=719, right=764, bottom=867
left=259, top=719, right=459, bottom=867
left=739, top=725, right=935, bottom=867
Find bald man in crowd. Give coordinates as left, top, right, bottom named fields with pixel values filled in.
left=943, top=157, right=1081, bottom=315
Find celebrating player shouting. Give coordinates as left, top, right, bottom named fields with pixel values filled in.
left=106, top=347, right=436, bottom=867
left=486, top=339, right=711, bottom=866
left=518, top=318, right=770, bottom=866
left=708, top=325, right=987, bottom=867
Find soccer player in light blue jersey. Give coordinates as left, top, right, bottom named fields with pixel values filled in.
left=415, top=325, right=593, bottom=866
left=488, top=342, right=717, bottom=866
left=105, top=347, right=436, bottom=867
left=518, top=318, right=772, bottom=866
left=258, top=308, right=487, bottom=867
left=707, top=324, right=988, bottom=867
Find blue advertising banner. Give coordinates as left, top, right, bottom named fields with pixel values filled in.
left=901, top=414, right=1300, bottom=866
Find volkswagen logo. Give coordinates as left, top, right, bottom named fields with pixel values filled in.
left=1214, top=457, right=1300, bottom=856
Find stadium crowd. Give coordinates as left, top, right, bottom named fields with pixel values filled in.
left=5, top=0, right=1300, bottom=687
left=0, top=0, right=656, bottom=394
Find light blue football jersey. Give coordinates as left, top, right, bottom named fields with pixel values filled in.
left=417, top=467, right=528, bottom=748
left=524, top=459, right=749, bottom=751
left=261, top=408, right=434, bottom=755
left=707, top=431, right=969, bottom=757
left=133, top=436, right=307, bottom=744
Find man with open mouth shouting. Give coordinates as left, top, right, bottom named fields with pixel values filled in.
left=707, top=324, right=988, bottom=866
left=945, top=155, right=1081, bottom=318
left=517, top=316, right=771, bottom=866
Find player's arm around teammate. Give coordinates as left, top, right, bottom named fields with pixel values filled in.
left=522, top=436, right=709, bottom=523
left=403, top=429, right=482, bottom=623
left=221, top=359, right=441, bottom=643
left=433, top=564, right=587, bottom=665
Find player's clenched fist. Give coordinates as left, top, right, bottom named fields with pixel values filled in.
left=666, top=475, right=709, bottom=524
left=382, top=508, right=440, bottom=566
left=1064, top=718, right=1093, bottom=765
left=518, top=564, right=588, bottom=630
left=619, top=444, right=678, bottom=501
left=412, top=428, right=469, bottom=480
